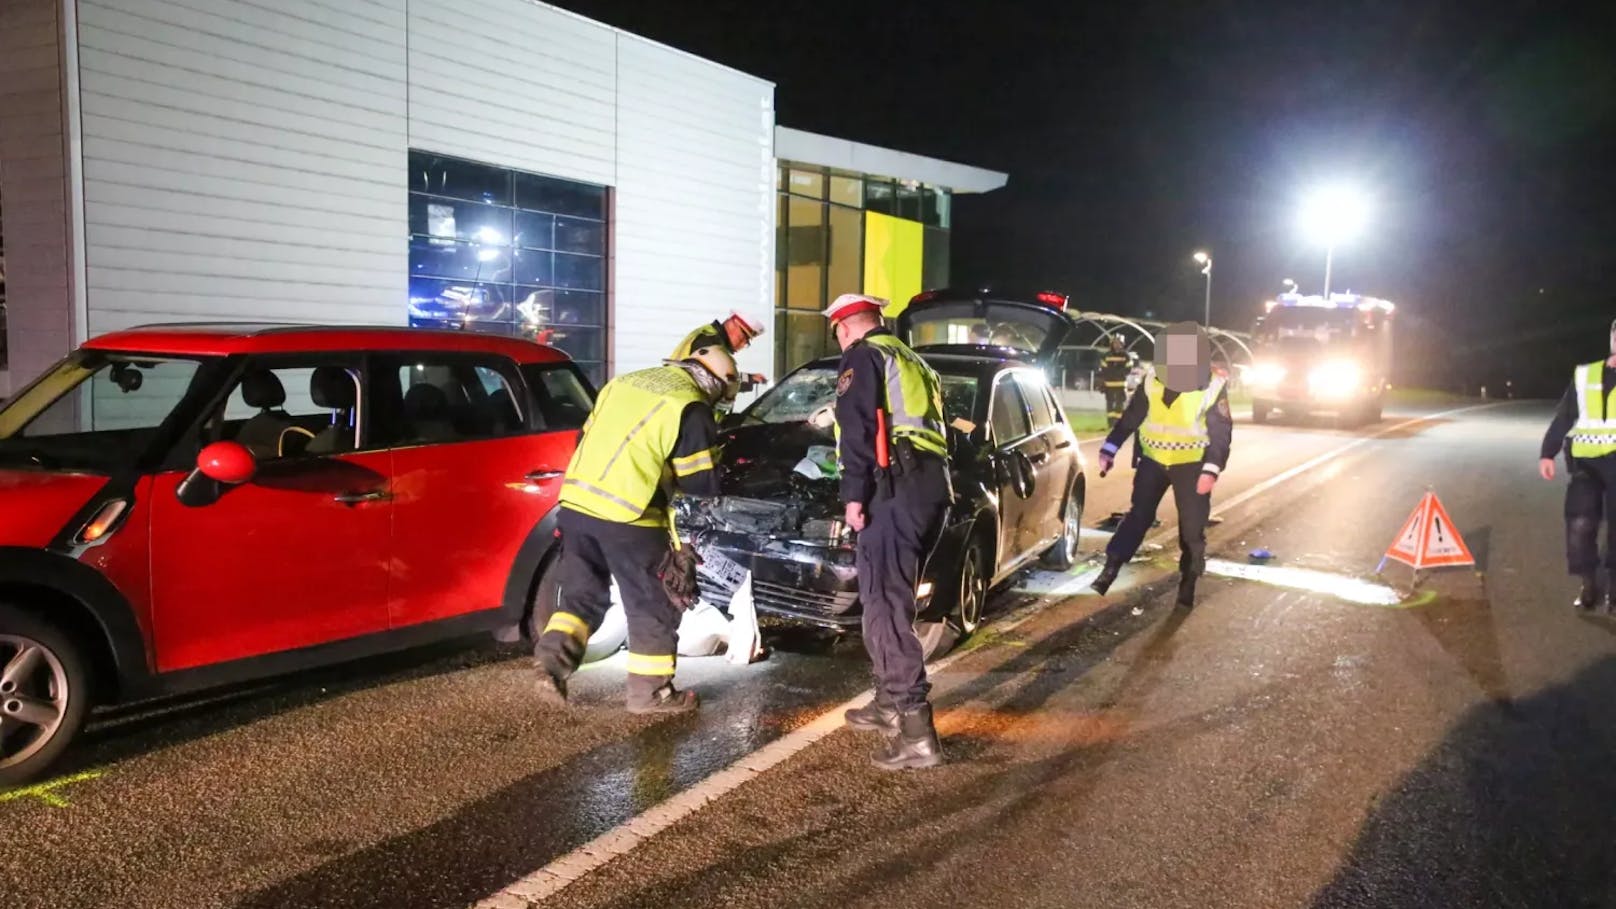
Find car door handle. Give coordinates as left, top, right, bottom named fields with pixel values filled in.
left=525, top=469, right=565, bottom=482
left=333, top=490, right=390, bottom=505
left=1054, top=440, right=1073, bottom=450
left=1028, top=452, right=1049, bottom=465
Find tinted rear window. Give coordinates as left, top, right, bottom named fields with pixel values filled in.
left=522, top=363, right=595, bottom=430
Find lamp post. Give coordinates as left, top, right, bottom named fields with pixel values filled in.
left=1298, top=185, right=1370, bottom=301
left=1192, top=250, right=1212, bottom=325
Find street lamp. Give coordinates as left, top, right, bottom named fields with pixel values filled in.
left=1297, top=185, right=1370, bottom=300
left=1191, top=250, right=1212, bottom=325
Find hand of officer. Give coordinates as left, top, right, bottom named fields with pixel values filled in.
left=1098, top=452, right=1114, bottom=475
left=845, top=501, right=867, bottom=532
left=1196, top=472, right=1217, bottom=496
left=1540, top=457, right=1556, bottom=481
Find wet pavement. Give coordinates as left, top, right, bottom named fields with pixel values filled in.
left=9, top=402, right=1596, bottom=909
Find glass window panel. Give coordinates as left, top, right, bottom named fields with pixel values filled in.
left=545, top=326, right=606, bottom=363
left=410, top=236, right=512, bottom=282
left=990, top=377, right=1031, bottom=442
left=512, top=287, right=604, bottom=333
left=923, top=187, right=952, bottom=228
left=515, top=173, right=605, bottom=220
left=408, top=196, right=511, bottom=244
left=409, top=151, right=511, bottom=205
left=776, top=311, right=832, bottom=375
left=554, top=252, right=603, bottom=290
left=786, top=197, right=825, bottom=312
left=512, top=248, right=554, bottom=286
left=827, top=205, right=862, bottom=300
left=521, top=364, right=595, bottom=430
left=1017, top=372, right=1056, bottom=431
left=922, top=226, right=950, bottom=293
left=896, top=182, right=922, bottom=222
left=829, top=174, right=862, bottom=208
left=788, top=168, right=825, bottom=199
left=408, top=276, right=517, bottom=325
left=865, top=180, right=896, bottom=215
left=514, top=210, right=556, bottom=250
left=555, top=216, right=605, bottom=254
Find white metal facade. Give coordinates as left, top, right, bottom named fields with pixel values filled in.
left=0, top=0, right=776, bottom=388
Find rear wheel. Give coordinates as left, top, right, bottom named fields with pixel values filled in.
left=1040, top=485, right=1084, bottom=570
left=527, top=552, right=627, bottom=664
left=918, top=534, right=989, bottom=662
left=0, top=605, right=92, bottom=788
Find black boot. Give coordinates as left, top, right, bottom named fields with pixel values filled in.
left=627, top=682, right=699, bottom=715
left=872, top=705, right=943, bottom=770
left=1091, top=559, right=1123, bottom=595
left=1176, top=574, right=1197, bottom=609
left=1574, top=574, right=1601, bottom=611
left=845, top=698, right=899, bottom=733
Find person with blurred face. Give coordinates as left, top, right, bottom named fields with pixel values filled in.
left=1540, top=318, right=1616, bottom=611
left=1092, top=322, right=1233, bottom=608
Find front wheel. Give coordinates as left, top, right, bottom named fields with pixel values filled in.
left=917, top=534, right=989, bottom=662
left=0, top=605, right=93, bottom=788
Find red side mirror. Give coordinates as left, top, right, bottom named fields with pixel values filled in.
left=197, top=441, right=256, bottom=485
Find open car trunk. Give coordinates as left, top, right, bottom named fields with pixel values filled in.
left=896, top=295, right=1074, bottom=367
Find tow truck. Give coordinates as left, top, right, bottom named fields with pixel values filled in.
left=1244, top=292, right=1395, bottom=426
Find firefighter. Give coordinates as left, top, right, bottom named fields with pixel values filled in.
left=533, top=346, right=735, bottom=713
left=671, top=311, right=768, bottom=395
left=1539, top=318, right=1616, bottom=611
left=823, top=293, right=954, bottom=770
left=1091, top=322, right=1232, bottom=608
left=1097, top=334, right=1133, bottom=428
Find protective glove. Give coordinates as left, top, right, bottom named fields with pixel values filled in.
left=658, top=545, right=702, bottom=611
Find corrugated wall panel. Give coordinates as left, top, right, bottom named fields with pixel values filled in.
left=77, top=0, right=408, bottom=329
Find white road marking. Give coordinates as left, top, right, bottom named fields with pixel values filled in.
left=473, top=402, right=1495, bottom=908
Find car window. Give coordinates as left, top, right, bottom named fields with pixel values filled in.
left=384, top=355, right=526, bottom=445
left=989, top=375, right=1031, bottom=443
left=521, top=363, right=594, bottom=431
left=1016, top=371, right=1057, bottom=431
left=211, top=359, right=363, bottom=459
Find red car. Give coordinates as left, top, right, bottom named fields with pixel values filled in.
left=0, top=324, right=593, bottom=785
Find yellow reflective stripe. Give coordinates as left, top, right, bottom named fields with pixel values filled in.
left=625, top=652, right=676, bottom=676
left=671, top=447, right=719, bottom=477
left=597, top=399, right=669, bottom=480
left=543, top=611, right=591, bottom=641
left=562, top=479, right=641, bottom=520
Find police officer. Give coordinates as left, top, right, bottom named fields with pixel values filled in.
left=533, top=347, right=735, bottom=713
left=1091, top=322, right=1232, bottom=608
left=1098, top=334, right=1134, bottom=428
left=671, top=311, right=768, bottom=395
left=1539, top=318, right=1616, bottom=611
left=824, top=293, right=954, bottom=770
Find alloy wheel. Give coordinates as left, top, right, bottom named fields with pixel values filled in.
left=0, top=635, right=70, bottom=772
left=958, top=544, right=986, bottom=634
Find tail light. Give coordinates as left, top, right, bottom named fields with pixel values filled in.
left=1035, top=291, right=1069, bottom=310
left=910, top=290, right=943, bottom=305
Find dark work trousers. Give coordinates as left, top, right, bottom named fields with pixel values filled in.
left=1106, top=457, right=1212, bottom=577
left=1103, top=385, right=1127, bottom=427
left=1565, top=454, right=1616, bottom=576
left=538, top=508, right=679, bottom=700
left=856, top=457, right=951, bottom=713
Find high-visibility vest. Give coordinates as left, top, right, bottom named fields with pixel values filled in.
left=836, top=333, right=949, bottom=464
left=559, top=365, right=712, bottom=527
left=1570, top=361, right=1616, bottom=459
left=1138, top=374, right=1225, bottom=467
left=669, top=322, right=729, bottom=362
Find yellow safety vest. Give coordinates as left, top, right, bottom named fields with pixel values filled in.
left=836, top=333, right=949, bottom=465
left=669, top=322, right=728, bottom=362
left=559, top=365, right=712, bottom=527
left=1138, top=374, right=1225, bottom=467
left=1570, top=361, right=1616, bottom=459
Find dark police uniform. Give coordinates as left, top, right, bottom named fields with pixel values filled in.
left=536, top=364, right=723, bottom=710
left=1098, top=344, right=1133, bottom=427
left=1541, top=358, right=1616, bottom=606
left=836, top=328, right=953, bottom=713
left=1099, top=371, right=1232, bottom=598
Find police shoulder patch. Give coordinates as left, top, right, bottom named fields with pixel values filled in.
left=836, top=369, right=854, bottom=396
left=1216, top=396, right=1231, bottom=418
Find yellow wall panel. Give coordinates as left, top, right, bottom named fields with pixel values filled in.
left=862, top=211, right=923, bottom=319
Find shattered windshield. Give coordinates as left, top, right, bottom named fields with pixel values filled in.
left=742, top=366, right=979, bottom=424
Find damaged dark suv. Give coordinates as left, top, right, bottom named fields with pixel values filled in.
left=676, top=290, right=1086, bottom=659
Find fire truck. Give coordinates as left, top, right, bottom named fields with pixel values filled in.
left=1244, top=292, right=1395, bottom=426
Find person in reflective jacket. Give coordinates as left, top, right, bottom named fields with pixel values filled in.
left=1540, top=318, right=1616, bottom=611
left=671, top=311, right=768, bottom=396
left=1092, top=322, right=1232, bottom=608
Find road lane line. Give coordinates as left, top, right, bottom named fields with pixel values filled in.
left=473, top=402, right=1495, bottom=908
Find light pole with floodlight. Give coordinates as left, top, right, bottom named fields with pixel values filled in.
left=1298, top=186, right=1369, bottom=300
left=1192, top=250, right=1212, bottom=325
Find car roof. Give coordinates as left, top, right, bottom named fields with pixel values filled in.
left=82, top=323, right=572, bottom=364
left=800, top=349, right=1035, bottom=377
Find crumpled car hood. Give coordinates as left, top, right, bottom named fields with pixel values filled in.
left=678, top=422, right=841, bottom=537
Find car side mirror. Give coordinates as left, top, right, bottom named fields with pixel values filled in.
left=198, top=441, right=257, bottom=485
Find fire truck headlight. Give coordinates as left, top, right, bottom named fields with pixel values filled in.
left=1308, top=360, right=1361, bottom=398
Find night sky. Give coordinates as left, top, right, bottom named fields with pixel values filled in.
left=553, top=0, right=1616, bottom=396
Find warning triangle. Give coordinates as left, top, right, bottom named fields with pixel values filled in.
left=1382, top=491, right=1475, bottom=570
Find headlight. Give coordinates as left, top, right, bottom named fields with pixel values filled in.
left=1307, top=361, right=1361, bottom=399
left=1248, top=362, right=1286, bottom=386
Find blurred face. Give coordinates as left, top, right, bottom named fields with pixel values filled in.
left=1155, top=323, right=1211, bottom=391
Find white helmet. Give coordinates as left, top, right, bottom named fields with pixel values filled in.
left=672, top=345, right=740, bottom=405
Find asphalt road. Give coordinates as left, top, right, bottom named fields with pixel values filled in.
left=7, top=401, right=1598, bottom=909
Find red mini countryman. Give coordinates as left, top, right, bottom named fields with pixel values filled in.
left=0, top=324, right=592, bottom=785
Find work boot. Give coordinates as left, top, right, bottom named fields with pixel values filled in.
left=871, top=704, right=943, bottom=771
left=533, top=667, right=569, bottom=708
left=1090, top=559, right=1123, bottom=596
left=1176, top=574, right=1197, bottom=609
left=627, top=682, right=699, bottom=715
left=845, top=698, right=900, bottom=733
left=1574, top=574, right=1601, bottom=611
